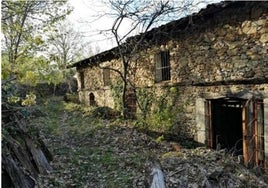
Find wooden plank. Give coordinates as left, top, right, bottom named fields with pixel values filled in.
left=147, top=160, right=166, bottom=188
left=208, top=100, right=213, bottom=148
left=242, top=103, right=248, bottom=166
left=2, top=146, right=35, bottom=188
left=6, top=136, right=38, bottom=177
left=25, top=137, right=52, bottom=175
left=254, top=101, right=258, bottom=165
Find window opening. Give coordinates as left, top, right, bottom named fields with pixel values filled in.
left=103, top=68, right=111, bottom=86
left=80, top=72, right=85, bottom=89
left=155, top=51, right=171, bottom=82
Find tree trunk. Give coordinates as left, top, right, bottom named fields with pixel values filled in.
left=2, top=150, right=36, bottom=188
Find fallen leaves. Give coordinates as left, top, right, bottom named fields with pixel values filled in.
left=32, top=98, right=268, bottom=187
left=161, top=148, right=268, bottom=187
left=33, top=100, right=170, bottom=187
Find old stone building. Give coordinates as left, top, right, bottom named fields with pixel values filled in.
left=70, top=2, right=268, bottom=167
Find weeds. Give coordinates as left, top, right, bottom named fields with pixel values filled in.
left=32, top=97, right=168, bottom=187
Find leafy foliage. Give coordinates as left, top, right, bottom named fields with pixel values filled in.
left=47, top=21, right=94, bottom=93
left=1, top=2, right=73, bottom=186
left=1, top=0, right=72, bottom=87
left=64, top=93, right=80, bottom=103
left=110, top=80, right=124, bottom=111
left=91, top=106, right=121, bottom=119
left=135, top=86, right=185, bottom=133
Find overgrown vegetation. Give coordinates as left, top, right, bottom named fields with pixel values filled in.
left=110, top=81, right=190, bottom=136
left=134, top=86, right=187, bottom=134
left=29, top=97, right=268, bottom=187
left=32, top=97, right=169, bottom=187
left=110, top=80, right=124, bottom=112
left=1, top=83, right=53, bottom=187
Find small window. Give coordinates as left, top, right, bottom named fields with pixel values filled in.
left=155, top=51, right=171, bottom=82
left=103, top=68, right=111, bottom=86
left=80, top=72, right=85, bottom=89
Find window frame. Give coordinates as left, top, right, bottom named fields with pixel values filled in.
left=80, top=71, right=85, bottom=89
left=155, top=50, right=171, bottom=82
left=103, top=68, right=111, bottom=86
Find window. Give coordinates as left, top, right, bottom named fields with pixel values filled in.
left=80, top=72, right=85, bottom=89
left=155, top=51, right=171, bottom=82
left=103, top=68, right=111, bottom=86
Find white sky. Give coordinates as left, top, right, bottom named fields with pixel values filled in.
left=67, top=0, right=121, bottom=53
left=67, top=0, right=222, bottom=54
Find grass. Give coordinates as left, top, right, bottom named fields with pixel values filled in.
left=32, top=97, right=168, bottom=187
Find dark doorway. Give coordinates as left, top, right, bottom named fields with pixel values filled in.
left=211, top=98, right=245, bottom=155
left=89, top=93, right=96, bottom=106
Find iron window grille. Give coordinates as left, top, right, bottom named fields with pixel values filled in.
left=155, top=51, right=171, bottom=82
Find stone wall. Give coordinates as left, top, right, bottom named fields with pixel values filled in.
left=74, top=2, right=268, bottom=168
left=78, top=2, right=268, bottom=102
left=77, top=2, right=268, bottom=148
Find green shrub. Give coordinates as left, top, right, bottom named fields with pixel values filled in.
left=91, top=106, right=121, bottom=119
left=64, top=93, right=79, bottom=103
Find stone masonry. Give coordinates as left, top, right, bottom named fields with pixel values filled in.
left=71, top=2, right=268, bottom=166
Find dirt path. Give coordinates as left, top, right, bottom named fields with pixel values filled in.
left=33, top=98, right=268, bottom=187
left=33, top=99, right=170, bottom=187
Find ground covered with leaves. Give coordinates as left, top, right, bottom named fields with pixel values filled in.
left=32, top=98, right=170, bottom=187
left=32, top=97, right=268, bottom=187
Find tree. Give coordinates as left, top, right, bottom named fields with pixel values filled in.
left=99, top=0, right=204, bottom=118
left=1, top=0, right=72, bottom=87
left=47, top=21, right=94, bottom=93
left=1, top=1, right=72, bottom=187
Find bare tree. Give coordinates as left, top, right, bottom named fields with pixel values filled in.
left=99, top=0, right=206, bottom=118
left=48, top=21, right=94, bottom=93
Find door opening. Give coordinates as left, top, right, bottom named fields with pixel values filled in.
left=206, top=97, right=265, bottom=167
left=89, top=93, right=96, bottom=106
left=126, top=90, right=137, bottom=118
left=211, top=98, right=245, bottom=155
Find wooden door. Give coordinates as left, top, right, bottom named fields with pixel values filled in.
left=242, top=99, right=264, bottom=167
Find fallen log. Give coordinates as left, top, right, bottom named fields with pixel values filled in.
left=146, top=160, right=166, bottom=188
left=25, top=137, right=52, bottom=174
left=2, top=101, right=52, bottom=188
left=2, top=147, right=36, bottom=188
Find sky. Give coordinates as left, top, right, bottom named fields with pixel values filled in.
left=67, top=0, right=122, bottom=53
left=67, top=0, right=222, bottom=54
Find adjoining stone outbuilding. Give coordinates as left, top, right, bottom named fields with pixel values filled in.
left=69, top=1, right=268, bottom=167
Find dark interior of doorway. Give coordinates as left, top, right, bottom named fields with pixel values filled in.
left=211, top=98, right=245, bottom=155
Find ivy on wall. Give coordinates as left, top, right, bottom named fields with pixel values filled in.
left=110, top=80, right=124, bottom=112
left=135, top=86, right=188, bottom=134
left=110, top=78, right=191, bottom=136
